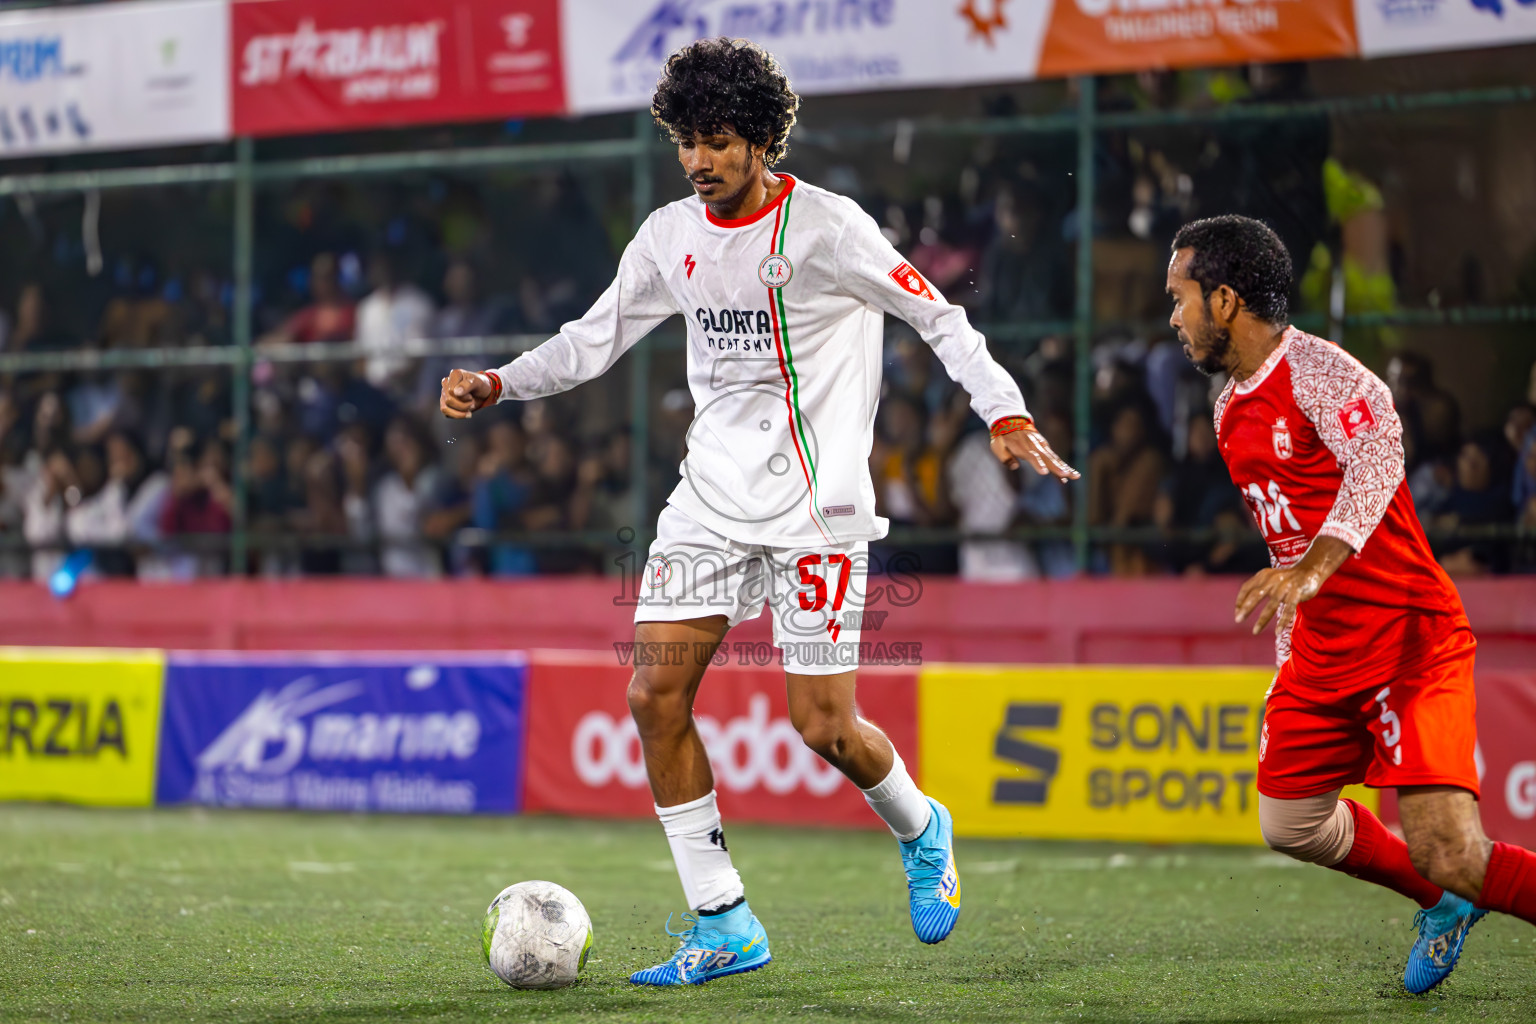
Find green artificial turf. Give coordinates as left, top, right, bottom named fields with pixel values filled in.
left=0, top=805, right=1531, bottom=1023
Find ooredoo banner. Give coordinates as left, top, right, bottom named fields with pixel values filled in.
left=522, top=651, right=919, bottom=827
left=156, top=654, right=528, bottom=813
left=1355, top=0, right=1536, bottom=57
left=919, top=665, right=1377, bottom=844
left=1037, top=0, right=1358, bottom=77
left=0, top=648, right=166, bottom=806
left=231, top=0, right=565, bottom=137
left=558, top=0, right=1053, bottom=115
left=0, top=0, right=229, bottom=160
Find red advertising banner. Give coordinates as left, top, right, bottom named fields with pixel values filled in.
left=231, top=0, right=565, bottom=137
left=1475, top=671, right=1536, bottom=850
left=522, top=651, right=919, bottom=828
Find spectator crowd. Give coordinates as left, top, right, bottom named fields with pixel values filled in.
left=3, top=64, right=1535, bottom=583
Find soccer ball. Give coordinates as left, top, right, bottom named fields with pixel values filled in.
left=482, top=880, right=593, bottom=990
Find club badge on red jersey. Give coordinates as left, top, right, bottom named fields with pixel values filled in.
left=1272, top=417, right=1294, bottom=460
left=1338, top=398, right=1377, bottom=439
left=889, top=261, right=935, bottom=300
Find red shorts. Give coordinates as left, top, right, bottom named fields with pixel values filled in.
left=1256, top=628, right=1479, bottom=799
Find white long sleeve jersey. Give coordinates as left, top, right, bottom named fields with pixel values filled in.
left=488, top=174, right=1030, bottom=547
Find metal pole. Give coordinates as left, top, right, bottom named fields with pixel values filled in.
left=230, top=137, right=255, bottom=575
left=628, top=109, right=655, bottom=551
left=1072, top=77, right=1096, bottom=574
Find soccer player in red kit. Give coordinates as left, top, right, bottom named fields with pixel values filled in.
left=1167, top=215, right=1536, bottom=992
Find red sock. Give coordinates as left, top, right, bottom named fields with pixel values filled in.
left=1331, top=799, right=1444, bottom=910
left=1478, top=842, right=1536, bottom=925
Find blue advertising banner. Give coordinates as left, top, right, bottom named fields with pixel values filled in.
left=157, top=654, right=527, bottom=814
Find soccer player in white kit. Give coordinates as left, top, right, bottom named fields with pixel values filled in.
left=441, top=38, right=1078, bottom=985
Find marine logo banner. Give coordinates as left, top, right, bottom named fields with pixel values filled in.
left=156, top=654, right=528, bottom=814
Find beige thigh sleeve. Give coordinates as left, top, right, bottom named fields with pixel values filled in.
left=1257, top=790, right=1355, bottom=866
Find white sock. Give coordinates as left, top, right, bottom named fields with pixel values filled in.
left=655, top=790, right=745, bottom=912
left=860, top=750, right=932, bottom=842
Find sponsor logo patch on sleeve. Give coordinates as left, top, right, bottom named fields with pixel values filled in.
left=1337, top=398, right=1377, bottom=439
left=889, top=262, right=935, bottom=301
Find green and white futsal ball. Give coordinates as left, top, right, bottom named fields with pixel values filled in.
left=482, top=880, right=593, bottom=990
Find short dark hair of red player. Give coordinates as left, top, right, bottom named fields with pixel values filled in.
left=1172, top=215, right=1293, bottom=325
left=651, top=38, right=800, bottom=167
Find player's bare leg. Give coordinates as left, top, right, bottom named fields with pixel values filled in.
left=627, top=616, right=771, bottom=985
left=1259, top=789, right=1487, bottom=992
left=787, top=670, right=961, bottom=943
left=1398, top=786, right=1492, bottom=901
left=785, top=669, right=894, bottom=789
left=1399, top=784, right=1536, bottom=926
left=627, top=616, right=729, bottom=807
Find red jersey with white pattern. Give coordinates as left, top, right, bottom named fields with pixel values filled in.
left=1213, top=327, right=1468, bottom=687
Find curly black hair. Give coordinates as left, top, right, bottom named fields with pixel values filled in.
left=1171, top=215, right=1293, bottom=325
left=651, top=38, right=799, bottom=167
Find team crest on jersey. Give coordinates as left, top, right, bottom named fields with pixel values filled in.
left=645, top=555, right=672, bottom=589
left=1272, top=417, right=1293, bottom=460
left=1339, top=398, right=1377, bottom=439
left=759, top=254, right=793, bottom=288
left=889, top=261, right=935, bottom=300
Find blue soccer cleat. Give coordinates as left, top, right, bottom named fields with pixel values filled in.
left=901, top=797, right=961, bottom=944
left=1404, top=891, right=1488, bottom=994
left=628, top=902, right=771, bottom=986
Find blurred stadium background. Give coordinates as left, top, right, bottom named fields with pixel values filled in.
left=3, top=2, right=1536, bottom=1019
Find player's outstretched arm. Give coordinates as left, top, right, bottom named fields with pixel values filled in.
left=444, top=219, right=677, bottom=418
left=832, top=201, right=1078, bottom=482
left=988, top=416, right=1079, bottom=482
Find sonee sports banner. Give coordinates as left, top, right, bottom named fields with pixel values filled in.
left=917, top=665, right=1380, bottom=845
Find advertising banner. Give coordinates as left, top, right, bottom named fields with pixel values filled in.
left=1036, top=0, right=1358, bottom=77
left=522, top=652, right=919, bottom=827
left=919, top=666, right=1377, bottom=844
left=558, top=0, right=1053, bottom=115
left=156, top=654, right=528, bottom=813
left=231, top=0, right=564, bottom=137
left=1355, top=0, right=1536, bottom=57
left=0, top=0, right=229, bottom=160
left=1474, top=670, right=1536, bottom=849
left=0, top=648, right=166, bottom=806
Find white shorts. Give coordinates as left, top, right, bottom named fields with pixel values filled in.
left=635, top=505, right=868, bottom=675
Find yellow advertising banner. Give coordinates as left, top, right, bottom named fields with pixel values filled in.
left=0, top=648, right=165, bottom=806
left=919, top=665, right=1376, bottom=844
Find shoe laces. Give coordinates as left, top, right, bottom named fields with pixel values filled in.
left=662, top=912, right=726, bottom=955
left=905, top=840, right=949, bottom=889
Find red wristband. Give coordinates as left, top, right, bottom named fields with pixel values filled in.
left=478, top=370, right=503, bottom=409
left=989, top=415, right=1034, bottom=440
